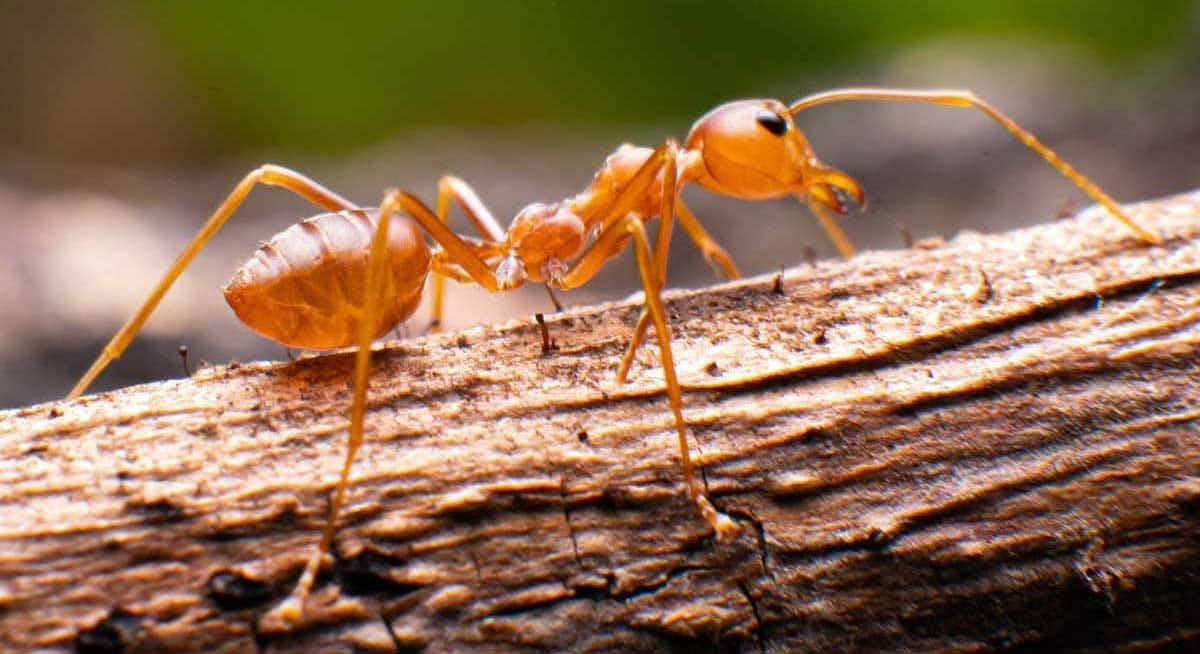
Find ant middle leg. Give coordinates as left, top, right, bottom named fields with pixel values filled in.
left=68, top=165, right=359, bottom=399
left=543, top=286, right=565, bottom=312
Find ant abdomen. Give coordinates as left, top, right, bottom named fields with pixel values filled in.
left=223, top=210, right=429, bottom=349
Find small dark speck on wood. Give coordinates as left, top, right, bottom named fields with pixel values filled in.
left=2, top=192, right=1200, bottom=653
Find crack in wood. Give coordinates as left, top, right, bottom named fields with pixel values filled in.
left=737, top=580, right=767, bottom=654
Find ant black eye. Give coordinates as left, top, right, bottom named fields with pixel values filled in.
left=755, top=110, right=788, bottom=136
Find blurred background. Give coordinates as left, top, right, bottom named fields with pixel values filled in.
left=2, top=1, right=1198, bottom=408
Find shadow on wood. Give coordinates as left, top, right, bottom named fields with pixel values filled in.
left=2, top=192, right=1199, bottom=652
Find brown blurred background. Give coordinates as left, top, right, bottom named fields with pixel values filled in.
left=1, top=1, right=1198, bottom=407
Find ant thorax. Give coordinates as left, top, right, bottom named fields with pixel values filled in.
left=501, top=202, right=586, bottom=285
left=569, top=144, right=663, bottom=225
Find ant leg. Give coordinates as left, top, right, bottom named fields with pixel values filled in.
left=559, top=143, right=736, bottom=537
left=430, top=176, right=506, bottom=331
left=803, top=163, right=864, bottom=259
left=616, top=161, right=747, bottom=383
left=614, top=142, right=680, bottom=384
left=437, top=175, right=506, bottom=241
left=276, top=199, right=396, bottom=625
left=805, top=194, right=857, bottom=259
left=616, top=311, right=653, bottom=384
left=559, top=211, right=736, bottom=539
left=67, top=165, right=358, bottom=399
left=788, top=88, right=1161, bottom=245
left=677, top=198, right=741, bottom=279
left=543, top=286, right=565, bottom=312
left=388, top=189, right=502, bottom=290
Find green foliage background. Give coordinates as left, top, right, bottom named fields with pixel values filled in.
left=139, top=1, right=1194, bottom=153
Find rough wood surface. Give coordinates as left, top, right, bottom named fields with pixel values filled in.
left=3, top=193, right=1200, bottom=653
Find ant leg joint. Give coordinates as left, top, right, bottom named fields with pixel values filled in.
left=705, top=499, right=740, bottom=542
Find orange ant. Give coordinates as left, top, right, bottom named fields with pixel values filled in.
left=66, top=87, right=1159, bottom=625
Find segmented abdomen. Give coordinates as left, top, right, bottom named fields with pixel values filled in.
left=223, top=210, right=430, bottom=349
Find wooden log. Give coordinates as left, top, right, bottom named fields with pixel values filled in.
left=2, top=192, right=1199, bottom=653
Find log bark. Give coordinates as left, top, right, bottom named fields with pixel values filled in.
left=3, top=192, right=1200, bottom=653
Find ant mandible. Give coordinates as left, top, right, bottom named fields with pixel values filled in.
left=66, top=87, right=1160, bottom=625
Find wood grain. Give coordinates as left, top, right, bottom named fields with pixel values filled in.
left=2, top=193, right=1199, bottom=653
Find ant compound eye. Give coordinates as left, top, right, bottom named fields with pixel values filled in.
left=755, top=109, right=788, bottom=136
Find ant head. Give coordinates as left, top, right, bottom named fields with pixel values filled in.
left=683, top=99, right=810, bottom=199
left=499, top=202, right=586, bottom=288
left=683, top=98, right=865, bottom=213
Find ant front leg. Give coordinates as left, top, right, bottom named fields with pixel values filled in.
left=614, top=155, right=750, bottom=384
left=613, top=142, right=684, bottom=385
left=559, top=143, right=738, bottom=540
left=67, top=165, right=359, bottom=399
left=676, top=197, right=742, bottom=279
left=789, top=87, right=1162, bottom=245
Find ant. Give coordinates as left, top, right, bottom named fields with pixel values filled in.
left=65, top=87, right=1159, bottom=625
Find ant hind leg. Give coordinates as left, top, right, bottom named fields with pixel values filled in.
left=67, top=165, right=358, bottom=399
left=429, top=175, right=505, bottom=333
